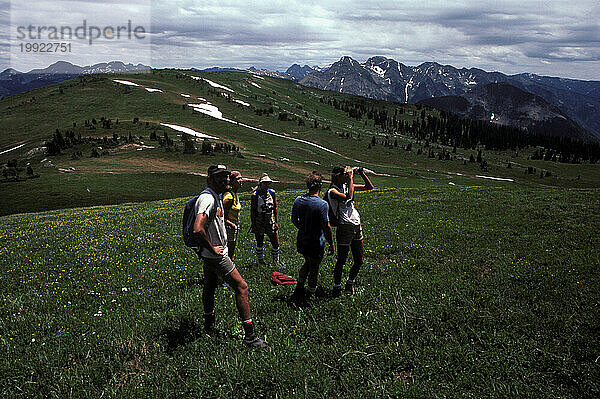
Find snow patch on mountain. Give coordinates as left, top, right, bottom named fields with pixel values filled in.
left=160, top=123, right=217, bottom=139
left=476, top=175, right=514, bottom=182
left=369, top=65, right=385, bottom=77
left=202, top=78, right=234, bottom=92
left=188, top=103, right=223, bottom=119
left=113, top=80, right=139, bottom=87
left=234, top=99, right=250, bottom=107
left=0, top=143, right=26, bottom=155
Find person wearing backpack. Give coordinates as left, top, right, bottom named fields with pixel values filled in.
left=189, top=164, right=266, bottom=348
left=289, top=171, right=335, bottom=306
left=250, top=173, right=280, bottom=264
left=326, top=166, right=374, bottom=296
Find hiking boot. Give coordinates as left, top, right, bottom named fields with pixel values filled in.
left=345, top=282, right=356, bottom=295
left=243, top=333, right=267, bottom=348
left=331, top=286, right=342, bottom=298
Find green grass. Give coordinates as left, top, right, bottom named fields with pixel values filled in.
left=0, top=170, right=303, bottom=217
left=2, top=69, right=599, bottom=217
left=1, top=68, right=599, bottom=398
left=1, top=186, right=598, bottom=397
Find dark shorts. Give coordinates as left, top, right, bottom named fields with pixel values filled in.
left=253, top=214, right=277, bottom=235
left=336, top=223, right=363, bottom=246
left=200, top=254, right=236, bottom=278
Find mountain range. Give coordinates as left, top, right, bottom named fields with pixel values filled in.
left=0, top=61, right=150, bottom=98
left=299, top=56, right=600, bottom=141
left=3, top=57, right=600, bottom=141
left=199, top=64, right=324, bottom=81
left=418, top=83, right=595, bottom=142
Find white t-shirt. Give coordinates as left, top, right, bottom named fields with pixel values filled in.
left=195, top=187, right=228, bottom=259
left=328, top=184, right=361, bottom=226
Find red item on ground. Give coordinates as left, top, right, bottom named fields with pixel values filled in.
left=270, top=271, right=297, bottom=285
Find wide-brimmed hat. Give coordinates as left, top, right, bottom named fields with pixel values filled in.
left=258, top=173, right=273, bottom=183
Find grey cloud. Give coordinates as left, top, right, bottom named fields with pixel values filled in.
left=3, top=0, right=599, bottom=79
left=1, top=0, right=10, bottom=70
left=152, top=24, right=333, bottom=47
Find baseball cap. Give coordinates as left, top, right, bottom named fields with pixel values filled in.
left=207, top=164, right=230, bottom=176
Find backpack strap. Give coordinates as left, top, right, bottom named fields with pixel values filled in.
left=198, top=188, right=226, bottom=247
left=199, top=188, right=221, bottom=224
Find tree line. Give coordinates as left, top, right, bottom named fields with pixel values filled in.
left=319, top=96, right=600, bottom=164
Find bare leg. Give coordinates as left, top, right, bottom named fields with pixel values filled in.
left=202, top=268, right=219, bottom=330
left=291, top=256, right=318, bottom=302
left=297, top=257, right=310, bottom=285
left=222, top=268, right=251, bottom=321
left=334, top=245, right=350, bottom=286
left=202, top=269, right=219, bottom=315
left=267, top=231, right=280, bottom=262
left=348, top=239, right=364, bottom=281
left=268, top=231, right=280, bottom=248
left=254, top=234, right=264, bottom=247
left=254, top=234, right=265, bottom=264
left=306, top=257, right=321, bottom=289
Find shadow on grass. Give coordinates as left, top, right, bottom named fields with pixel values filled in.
left=162, top=317, right=203, bottom=355
left=272, top=286, right=336, bottom=310
left=161, top=315, right=241, bottom=355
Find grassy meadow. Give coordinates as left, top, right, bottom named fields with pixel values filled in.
left=1, top=186, right=599, bottom=398
left=3, top=69, right=599, bottom=218
left=1, top=69, right=599, bottom=397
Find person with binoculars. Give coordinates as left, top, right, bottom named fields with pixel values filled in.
left=326, top=165, right=374, bottom=296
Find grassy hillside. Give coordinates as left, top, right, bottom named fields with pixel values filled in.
left=1, top=186, right=598, bottom=397
left=2, top=70, right=599, bottom=216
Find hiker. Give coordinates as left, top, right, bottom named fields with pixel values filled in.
left=250, top=173, right=280, bottom=264
left=192, top=164, right=266, bottom=347
left=327, top=166, right=374, bottom=296
left=290, top=171, right=335, bottom=305
left=222, top=171, right=243, bottom=260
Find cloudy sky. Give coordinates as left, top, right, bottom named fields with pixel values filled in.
left=1, top=0, right=599, bottom=80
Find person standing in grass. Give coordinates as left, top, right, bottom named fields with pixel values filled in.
left=193, top=164, right=266, bottom=348
left=327, top=166, right=374, bottom=296
left=222, top=171, right=243, bottom=260
left=250, top=173, right=280, bottom=264
left=289, top=172, right=335, bottom=305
